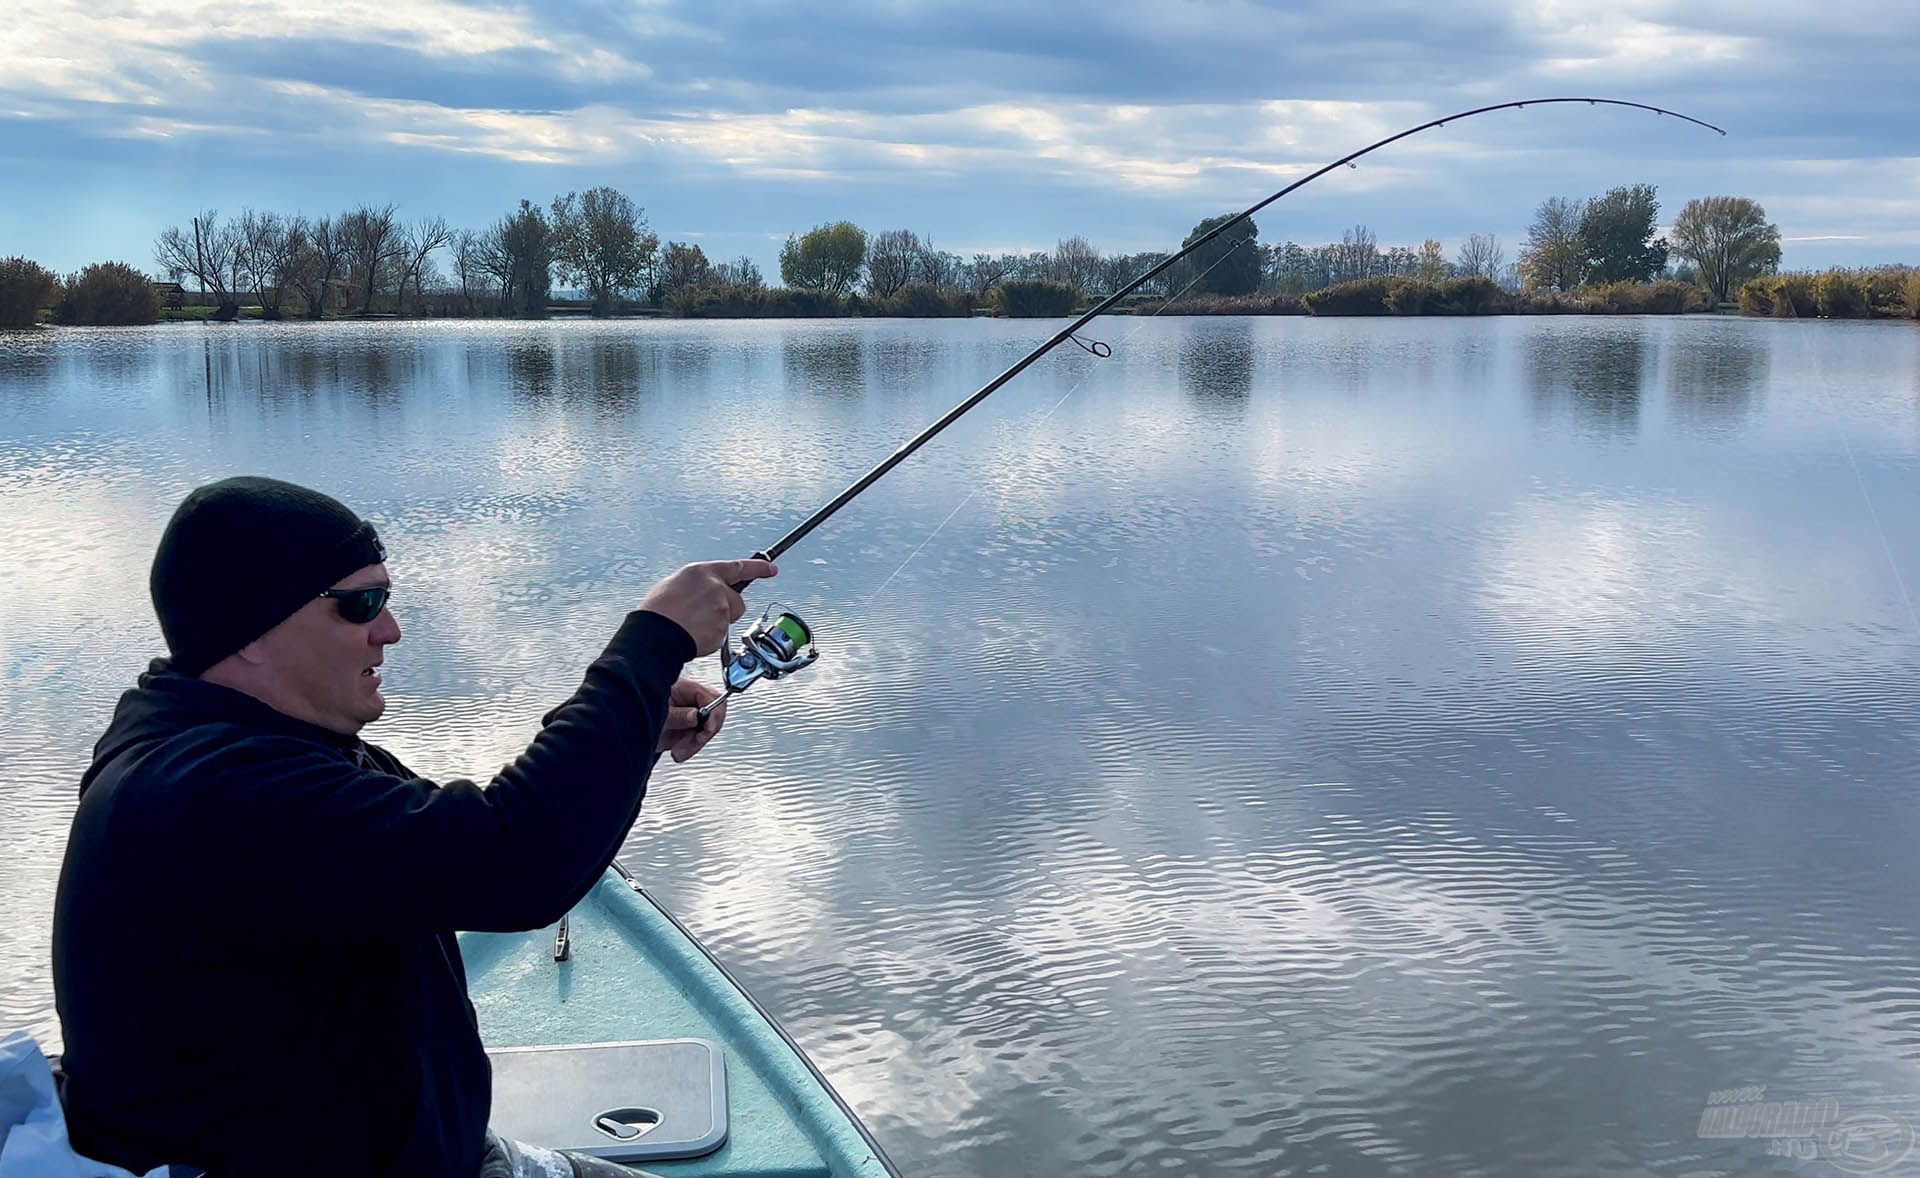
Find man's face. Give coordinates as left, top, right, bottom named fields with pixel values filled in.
left=250, top=563, right=401, bottom=735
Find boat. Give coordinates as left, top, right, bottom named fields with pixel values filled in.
left=459, top=863, right=898, bottom=1177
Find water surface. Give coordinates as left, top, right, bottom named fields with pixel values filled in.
left=3, top=315, right=1918, bottom=1176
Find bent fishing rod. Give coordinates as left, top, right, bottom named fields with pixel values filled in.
left=697, top=97, right=1726, bottom=723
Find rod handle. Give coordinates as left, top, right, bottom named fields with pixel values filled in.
left=729, top=550, right=775, bottom=594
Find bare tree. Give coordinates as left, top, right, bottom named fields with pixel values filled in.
left=476, top=224, right=516, bottom=310
left=1332, top=225, right=1378, bottom=283
left=285, top=216, right=348, bottom=319
left=235, top=209, right=302, bottom=319
left=907, top=239, right=964, bottom=291
left=449, top=229, right=487, bottom=315
left=967, top=252, right=1012, bottom=301
left=549, top=187, right=658, bottom=315
left=1096, top=253, right=1137, bottom=297
left=390, top=216, right=454, bottom=316
left=865, top=229, right=921, bottom=298
left=1456, top=234, right=1505, bottom=280
left=1519, top=196, right=1585, bottom=291
left=155, top=210, right=244, bottom=317
left=1050, top=236, right=1102, bottom=297
left=340, top=204, right=403, bottom=314
left=712, top=255, right=764, bottom=289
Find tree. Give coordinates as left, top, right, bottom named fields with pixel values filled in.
left=1415, top=238, right=1449, bottom=282
left=1180, top=214, right=1260, bottom=295
left=54, top=262, right=159, bottom=325
left=236, top=209, right=301, bottom=319
left=1670, top=196, right=1782, bottom=304
left=1381, top=245, right=1419, bottom=278
left=155, top=210, right=243, bottom=318
left=712, top=255, right=764, bottom=289
left=865, top=229, right=921, bottom=298
left=1332, top=225, right=1378, bottom=283
left=655, top=241, right=712, bottom=302
left=286, top=216, right=348, bottom=319
left=1578, top=184, right=1667, bottom=283
left=1264, top=241, right=1317, bottom=293
left=966, top=252, right=1013, bottom=300
left=549, top=187, right=657, bottom=316
left=912, top=242, right=964, bottom=291
left=1049, top=236, right=1102, bottom=297
left=489, top=200, right=552, bottom=317
left=1456, top=234, right=1505, bottom=280
left=396, top=216, right=454, bottom=315
left=475, top=225, right=516, bottom=309
left=780, top=221, right=866, bottom=297
left=340, top=204, right=403, bottom=314
left=1519, top=196, right=1586, bottom=291
left=450, top=229, right=489, bottom=315
left=0, top=257, right=60, bottom=327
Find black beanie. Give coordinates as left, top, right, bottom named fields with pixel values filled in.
left=150, top=476, right=387, bottom=676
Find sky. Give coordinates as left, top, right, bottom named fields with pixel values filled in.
left=4, top=0, right=1917, bottom=279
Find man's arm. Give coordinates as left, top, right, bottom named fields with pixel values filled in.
left=175, top=609, right=692, bottom=937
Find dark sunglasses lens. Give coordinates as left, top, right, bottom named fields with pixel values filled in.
left=337, top=587, right=388, bottom=623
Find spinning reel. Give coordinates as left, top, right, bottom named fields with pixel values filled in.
left=694, top=603, right=819, bottom=726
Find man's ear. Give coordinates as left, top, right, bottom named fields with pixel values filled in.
left=233, top=638, right=271, bottom=667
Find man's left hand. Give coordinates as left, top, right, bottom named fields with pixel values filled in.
left=659, top=677, right=725, bottom=763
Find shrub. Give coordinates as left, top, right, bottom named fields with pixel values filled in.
left=668, top=283, right=851, bottom=318
left=1301, top=277, right=1394, bottom=316
left=774, top=288, right=851, bottom=317
left=1385, top=282, right=1439, bottom=315
left=0, top=256, right=60, bottom=327
left=54, top=262, right=160, bottom=325
left=1134, top=292, right=1304, bottom=315
left=1772, top=274, right=1817, bottom=318
left=1584, top=280, right=1712, bottom=314
left=1742, top=270, right=1912, bottom=319
left=1861, top=266, right=1912, bottom=316
left=1428, top=276, right=1505, bottom=314
left=992, top=279, right=1078, bottom=317
left=877, top=283, right=973, bottom=318
left=1742, top=274, right=1818, bottom=319
left=1512, top=288, right=1597, bottom=314
left=1738, top=277, right=1774, bottom=316
left=1814, top=271, right=1868, bottom=319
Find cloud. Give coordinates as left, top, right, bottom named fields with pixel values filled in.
left=4, top=0, right=1918, bottom=271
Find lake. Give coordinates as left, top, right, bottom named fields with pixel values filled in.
left=3, top=315, right=1918, bottom=1175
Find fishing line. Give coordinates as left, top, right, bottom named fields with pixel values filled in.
left=862, top=224, right=1271, bottom=605
left=1778, top=287, right=1920, bottom=639
left=700, top=97, right=1728, bottom=721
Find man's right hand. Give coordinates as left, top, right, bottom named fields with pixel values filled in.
left=639, top=559, right=778, bottom=655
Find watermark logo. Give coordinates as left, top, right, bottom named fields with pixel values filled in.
left=1698, top=1086, right=1915, bottom=1174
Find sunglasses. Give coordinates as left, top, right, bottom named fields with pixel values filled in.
left=317, top=584, right=391, bottom=624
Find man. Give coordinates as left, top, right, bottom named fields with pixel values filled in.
left=51, top=476, right=775, bottom=1177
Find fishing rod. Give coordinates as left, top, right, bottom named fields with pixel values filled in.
left=696, top=96, right=1727, bottom=724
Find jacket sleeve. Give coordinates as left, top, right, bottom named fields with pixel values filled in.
left=171, top=609, right=696, bottom=937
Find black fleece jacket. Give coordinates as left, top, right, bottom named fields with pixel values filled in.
left=51, top=609, right=695, bottom=1177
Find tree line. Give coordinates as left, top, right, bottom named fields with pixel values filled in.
left=5, top=180, right=1914, bottom=328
